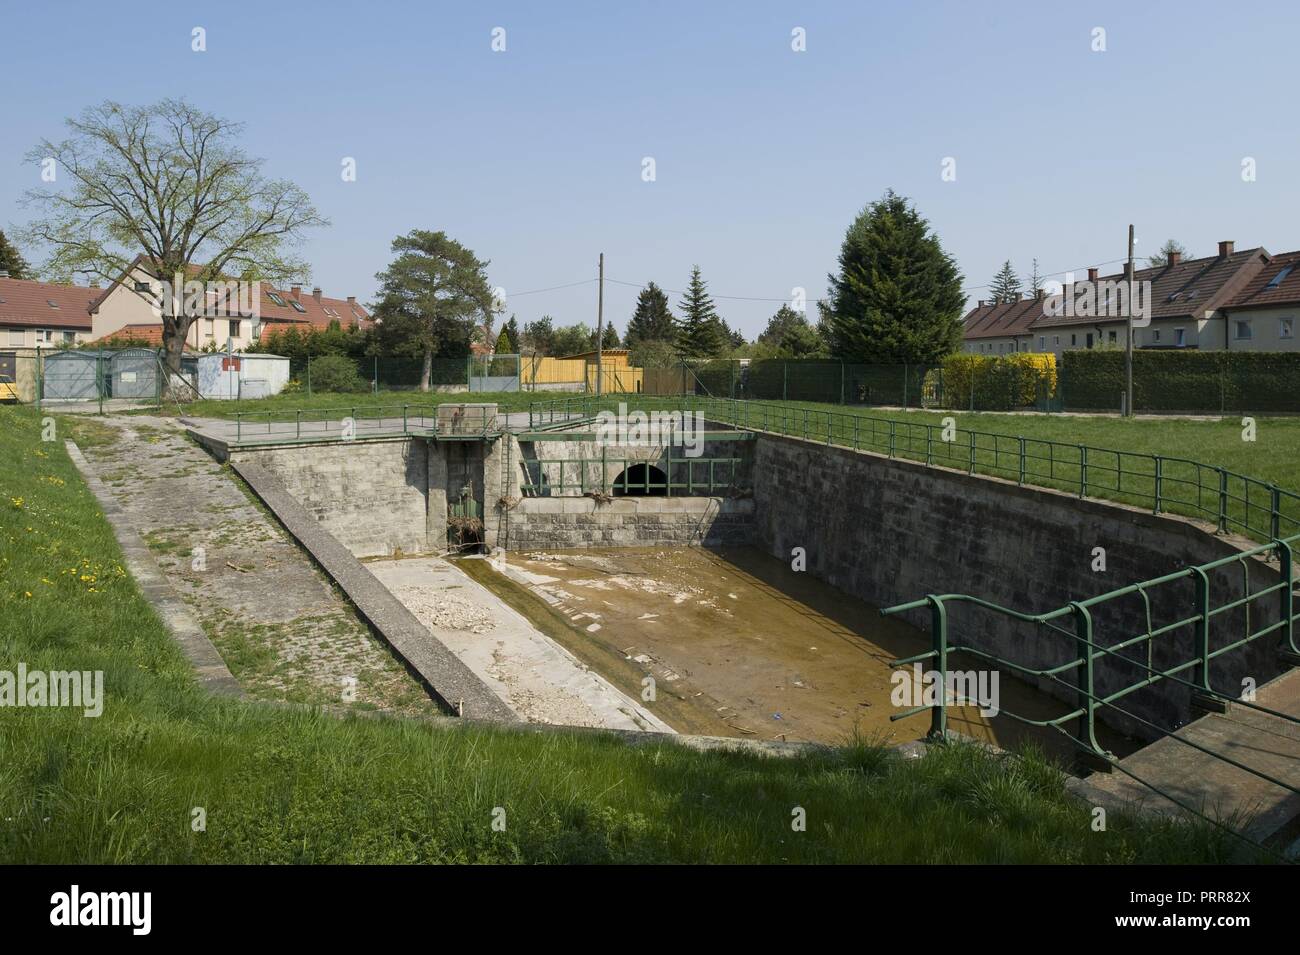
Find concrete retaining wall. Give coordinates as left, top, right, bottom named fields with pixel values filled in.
left=506, top=496, right=754, bottom=549
left=750, top=432, right=1289, bottom=740
left=233, top=438, right=431, bottom=558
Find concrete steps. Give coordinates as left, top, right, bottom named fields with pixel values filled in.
left=1069, top=666, right=1300, bottom=844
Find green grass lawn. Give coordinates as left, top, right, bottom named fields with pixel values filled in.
left=0, top=404, right=1256, bottom=863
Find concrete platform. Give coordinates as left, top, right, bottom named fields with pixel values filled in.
left=1070, top=666, right=1300, bottom=842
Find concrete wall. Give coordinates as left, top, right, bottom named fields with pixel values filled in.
left=506, top=496, right=754, bottom=549
left=750, top=431, right=1288, bottom=740
left=234, top=438, right=431, bottom=558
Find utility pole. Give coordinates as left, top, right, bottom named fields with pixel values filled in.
left=595, top=252, right=604, bottom=397
left=1125, top=224, right=1135, bottom=417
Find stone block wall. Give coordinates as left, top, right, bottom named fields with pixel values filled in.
left=750, top=432, right=1288, bottom=739
left=506, top=496, right=754, bottom=550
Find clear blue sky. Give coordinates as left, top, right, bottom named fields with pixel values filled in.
left=3, top=0, right=1297, bottom=338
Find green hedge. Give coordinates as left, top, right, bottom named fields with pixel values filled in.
left=1061, top=350, right=1300, bottom=413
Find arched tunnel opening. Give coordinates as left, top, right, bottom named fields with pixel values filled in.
left=612, top=463, right=668, bottom=496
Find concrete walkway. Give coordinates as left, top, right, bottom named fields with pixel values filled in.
left=366, top=556, right=673, bottom=733
left=76, top=414, right=444, bottom=715
left=1071, top=667, right=1300, bottom=844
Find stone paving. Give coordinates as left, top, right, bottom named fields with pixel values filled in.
left=77, top=415, right=441, bottom=715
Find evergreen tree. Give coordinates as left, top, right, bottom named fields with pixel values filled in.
left=677, top=266, right=727, bottom=358
left=625, top=281, right=677, bottom=346
left=493, top=326, right=512, bottom=355
left=989, top=260, right=1022, bottom=304
left=600, top=322, right=620, bottom=349
left=820, top=190, right=965, bottom=362
left=0, top=229, right=31, bottom=279
left=1147, top=239, right=1191, bottom=268
left=522, top=315, right=555, bottom=354
left=759, top=304, right=827, bottom=357
left=1027, top=258, right=1043, bottom=295
left=503, top=315, right=521, bottom=352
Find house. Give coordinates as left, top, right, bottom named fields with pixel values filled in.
left=960, top=240, right=1296, bottom=355
left=1220, top=250, right=1300, bottom=350
left=0, top=275, right=97, bottom=348
left=960, top=294, right=1045, bottom=354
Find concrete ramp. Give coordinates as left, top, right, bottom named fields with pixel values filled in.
left=1071, top=667, right=1300, bottom=843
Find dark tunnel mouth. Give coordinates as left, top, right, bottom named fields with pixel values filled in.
left=612, top=463, right=668, bottom=496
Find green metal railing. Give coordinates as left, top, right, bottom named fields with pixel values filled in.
left=527, top=395, right=1300, bottom=545
left=880, top=533, right=1299, bottom=777
left=520, top=455, right=743, bottom=496
left=229, top=403, right=501, bottom=444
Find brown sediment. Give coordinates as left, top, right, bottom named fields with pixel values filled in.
left=460, top=546, right=1136, bottom=761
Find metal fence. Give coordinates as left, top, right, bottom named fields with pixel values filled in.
left=0, top=348, right=176, bottom=409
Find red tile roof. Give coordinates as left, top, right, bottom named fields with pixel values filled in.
left=251, top=286, right=371, bottom=330
left=1028, top=248, right=1267, bottom=330
left=0, top=277, right=97, bottom=329
left=961, top=296, right=1043, bottom=340
left=1225, top=250, right=1300, bottom=310
left=92, top=324, right=164, bottom=346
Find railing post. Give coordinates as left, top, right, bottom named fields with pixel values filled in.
left=1270, top=484, right=1281, bottom=540
left=1079, top=446, right=1087, bottom=498
left=402, top=404, right=408, bottom=435
left=1192, top=567, right=1213, bottom=692
left=236, top=413, right=242, bottom=443
left=968, top=430, right=975, bottom=474
left=1017, top=437, right=1026, bottom=486
left=1278, top=537, right=1297, bottom=655
left=1070, top=602, right=1108, bottom=763
left=1154, top=456, right=1163, bottom=515
left=854, top=416, right=860, bottom=451
left=296, top=410, right=301, bottom=440
left=1217, top=468, right=1229, bottom=533
left=926, top=596, right=947, bottom=741
left=925, top=425, right=933, bottom=465
left=888, top=420, right=896, bottom=458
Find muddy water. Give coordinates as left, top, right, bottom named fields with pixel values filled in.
left=490, top=546, right=1134, bottom=761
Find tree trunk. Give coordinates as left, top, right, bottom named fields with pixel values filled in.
left=420, top=346, right=433, bottom=392
left=162, top=317, right=189, bottom=374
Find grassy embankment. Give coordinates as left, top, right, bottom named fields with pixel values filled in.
left=0, top=405, right=1255, bottom=863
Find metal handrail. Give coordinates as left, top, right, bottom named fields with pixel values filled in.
left=525, top=394, right=1300, bottom=545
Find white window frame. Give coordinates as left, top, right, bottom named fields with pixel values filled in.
left=1175, top=327, right=1186, bottom=347
left=1280, top=317, right=1294, bottom=340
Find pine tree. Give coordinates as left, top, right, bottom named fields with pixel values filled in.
left=677, top=266, right=727, bottom=358
left=625, top=281, right=677, bottom=346
left=0, top=230, right=31, bottom=279
left=1027, top=258, right=1043, bottom=296
left=989, top=260, right=1022, bottom=304
left=1147, top=239, right=1191, bottom=268
left=600, top=323, right=620, bottom=349
left=503, top=315, right=520, bottom=352
left=820, top=190, right=966, bottom=362
left=493, top=326, right=512, bottom=355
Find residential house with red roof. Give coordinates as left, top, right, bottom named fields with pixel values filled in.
left=1220, top=250, right=1300, bottom=351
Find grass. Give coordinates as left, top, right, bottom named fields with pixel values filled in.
left=0, top=404, right=1259, bottom=863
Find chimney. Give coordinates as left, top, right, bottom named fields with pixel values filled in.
left=312, top=287, right=322, bottom=302
left=1218, top=240, right=1234, bottom=258
left=346, top=295, right=356, bottom=305
left=1087, top=267, right=1099, bottom=282
left=1167, top=251, right=1181, bottom=266
left=977, top=300, right=985, bottom=308
left=1035, top=288, right=1044, bottom=300
left=1123, top=262, right=1134, bottom=279
left=291, top=285, right=301, bottom=300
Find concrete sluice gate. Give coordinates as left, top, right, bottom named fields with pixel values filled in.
left=227, top=412, right=1289, bottom=760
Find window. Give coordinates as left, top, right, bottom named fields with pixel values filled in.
left=1175, top=327, right=1186, bottom=347
left=230, top=319, right=242, bottom=339
left=1281, top=318, right=1294, bottom=340
left=1038, top=336, right=1045, bottom=350
left=1054, top=336, right=1060, bottom=346
left=63, top=332, right=75, bottom=343
left=1070, top=334, right=1077, bottom=346
left=290, top=300, right=307, bottom=313
left=267, top=292, right=287, bottom=307
left=46, top=299, right=59, bottom=309
left=36, top=329, right=52, bottom=343
left=1235, top=319, right=1253, bottom=340
left=134, top=280, right=151, bottom=292
left=1086, top=333, right=1094, bottom=348
left=1108, top=330, right=1117, bottom=343
left=1266, top=266, right=1294, bottom=290
left=204, top=318, right=214, bottom=337
left=1153, top=329, right=1161, bottom=343
left=8, top=328, right=23, bottom=346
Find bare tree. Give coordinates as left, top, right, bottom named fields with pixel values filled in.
left=21, top=99, right=327, bottom=371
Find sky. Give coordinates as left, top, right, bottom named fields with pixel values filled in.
left=3, top=0, right=1298, bottom=339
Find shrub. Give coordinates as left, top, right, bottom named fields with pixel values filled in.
left=1060, top=350, right=1300, bottom=413
left=931, top=352, right=1056, bottom=410
left=307, top=354, right=368, bottom=393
